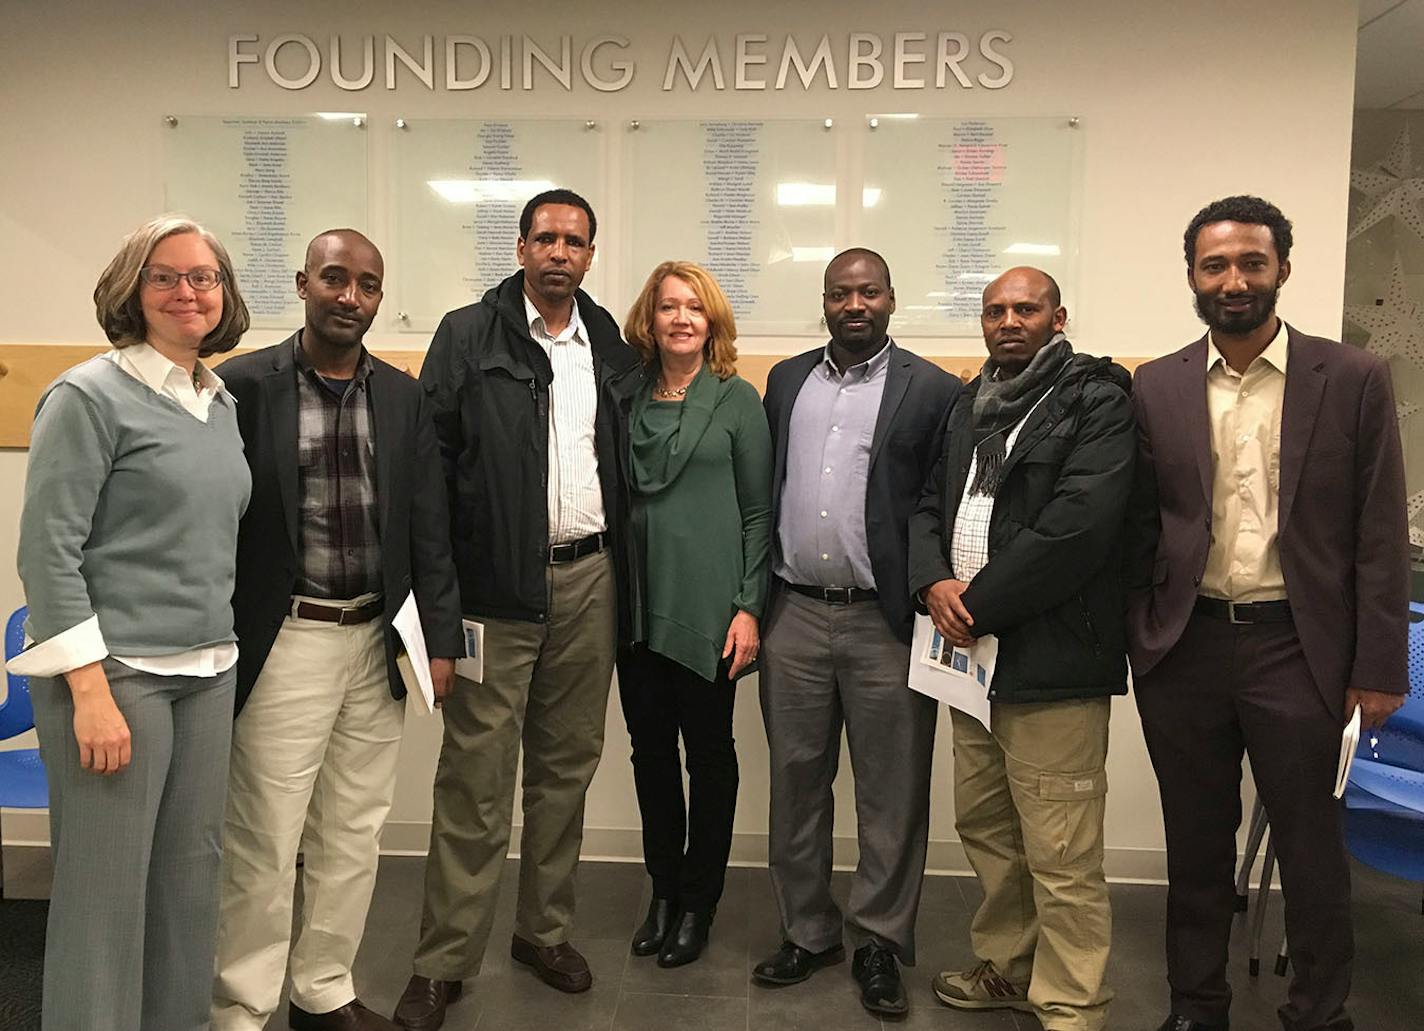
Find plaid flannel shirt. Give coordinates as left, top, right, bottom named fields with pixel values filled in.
left=294, top=338, right=382, bottom=600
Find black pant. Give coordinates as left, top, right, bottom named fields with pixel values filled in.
left=616, top=645, right=738, bottom=911
left=1136, top=611, right=1353, bottom=1031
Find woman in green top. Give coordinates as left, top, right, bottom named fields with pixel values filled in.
left=618, top=261, right=773, bottom=969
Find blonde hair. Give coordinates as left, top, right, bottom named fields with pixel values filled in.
left=624, top=261, right=739, bottom=379
left=93, top=214, right=251, bottom=357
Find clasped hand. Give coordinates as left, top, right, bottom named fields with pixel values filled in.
left=925, top=579, right=976, bottom=648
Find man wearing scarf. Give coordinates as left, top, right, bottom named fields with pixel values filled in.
left=908, top=267, right=1135, bottom=1031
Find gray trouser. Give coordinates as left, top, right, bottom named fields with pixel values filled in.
left=30, top=658, right=235, bottom=1031
left=759, top=589, right=936, bottom=964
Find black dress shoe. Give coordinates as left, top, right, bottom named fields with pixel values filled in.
left=632, top=897, right=676, bottom=956
left=290, top=998, right=400, bottom=1030
left=852, top=942, right=908, bottom=1018
left=1154, top=1015, right=1229, bottom=1031
left=657, top=909, right=713, bottom=968
left=751, top=940, right=846, bottom=985
left=391, top=976, right=463, bottom=1031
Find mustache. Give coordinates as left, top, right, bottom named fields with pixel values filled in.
left=1193, top=286, right=1278, bottom=333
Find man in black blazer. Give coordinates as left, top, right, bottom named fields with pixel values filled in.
left=211, top=230, right=463, bottom=1031
left=752, top=249, right=959, bottom=1018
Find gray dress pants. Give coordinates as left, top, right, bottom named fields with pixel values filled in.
left=30, top=658, right=235, bottom=1031
left=759, top=590, right=936, bottom=964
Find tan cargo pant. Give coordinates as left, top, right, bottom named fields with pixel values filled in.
left=950, top=697, right=1113, bottom=1031
left=413, top=549, right=616, bottom=980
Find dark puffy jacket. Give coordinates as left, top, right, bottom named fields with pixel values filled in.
left=908, top=352, right=1136, bottom=703
left=419, top=272, right=644, bottom=635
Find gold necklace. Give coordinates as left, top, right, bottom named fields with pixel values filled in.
left=653, top=380, right=689, bottom=399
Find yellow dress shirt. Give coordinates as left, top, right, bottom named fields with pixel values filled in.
left=1200, top=320, right=1289, bottom=602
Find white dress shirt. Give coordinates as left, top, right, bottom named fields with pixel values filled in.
left=7, top=343, right=239, bottom=678
left=524, top=292, right=606, bottom=544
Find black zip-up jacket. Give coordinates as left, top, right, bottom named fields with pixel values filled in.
left=419, top=272, right=644, bottom=635
left=908, top=352, right=1135, bottom=703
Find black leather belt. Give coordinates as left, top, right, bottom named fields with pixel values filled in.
left=783, top=582, right=880, bottom=605
left=549, top=532, right=606, bottom=565
left=1194, top=596, right=1292, bottom=625
left=291, top=597, right=384, bottom=626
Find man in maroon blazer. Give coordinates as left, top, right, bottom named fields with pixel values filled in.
left=1126, top=195, right=1410, bottom=1031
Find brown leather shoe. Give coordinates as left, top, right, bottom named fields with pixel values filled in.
left=510, top=935, right=593, bottom=993
left=290, top=999, right=400, bottom=1030
left=391, top=976, right=463, bottom=1030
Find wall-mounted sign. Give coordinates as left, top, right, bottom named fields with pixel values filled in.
left=228, top=31, right=1014, bottom=93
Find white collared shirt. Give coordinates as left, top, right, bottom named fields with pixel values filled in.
left=6, top=343, right=238, bottom=679
left=523, top=292, right=606, bottom=544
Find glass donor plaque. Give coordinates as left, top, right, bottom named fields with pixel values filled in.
left=859, top=115, right=1083, bottom=337
left=164, top=115, right=368, bottom=329
left=393, top=118, right=607, bottom=332
left=624, top=119, right=837, bottom=337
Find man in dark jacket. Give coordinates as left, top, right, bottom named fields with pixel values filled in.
left=752, top=249, right=959, bottom=1019
left=215, top=229, right=463, bottom=1031
left=393, top=190, right=642, bottom=1030
left=908, top=267, right=1134, bottom=1031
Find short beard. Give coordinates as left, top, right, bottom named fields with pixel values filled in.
left=1193, top=286, right=1278, bottom=336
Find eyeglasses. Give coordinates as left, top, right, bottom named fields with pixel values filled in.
left=139, top=265, right=224, bottom=291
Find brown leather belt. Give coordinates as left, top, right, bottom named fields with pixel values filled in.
left=783, top=581, right=880, bottom=605
left=1194, top=596, right=1292, bottom=625
left=549, top=532, right=607, bottom=565
left=291, top=597, right=384, bottom=626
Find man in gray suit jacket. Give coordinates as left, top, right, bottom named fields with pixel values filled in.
left=752, top=249, right=959, bottom=1018
left=1126, top=196, right=1410, bottom=1031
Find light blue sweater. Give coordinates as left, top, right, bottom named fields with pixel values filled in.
left=17, top=356, right=251, bottom=654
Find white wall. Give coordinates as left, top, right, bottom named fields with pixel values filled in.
left=0, top=0, right=1363, bottom=878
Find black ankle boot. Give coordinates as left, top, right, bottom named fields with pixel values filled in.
left=657, top=908, right=713, bottom=968
left=631, top=898, right=676, bottom=956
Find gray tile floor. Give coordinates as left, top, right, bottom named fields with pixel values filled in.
left=2, top=846, right=1420, bottom=1030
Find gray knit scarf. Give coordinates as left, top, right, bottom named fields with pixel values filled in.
left=969, top=333, right=1073, bottom=497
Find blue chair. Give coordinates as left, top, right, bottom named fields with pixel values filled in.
left=1, top=605, right=50, bottom=899
left=1241, top=600, right=1424, bottom=974
left=1343, top=600, right=1424, bottom=911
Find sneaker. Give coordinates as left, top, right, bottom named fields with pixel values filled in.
left=932, top=959, right=1033, bottom=1012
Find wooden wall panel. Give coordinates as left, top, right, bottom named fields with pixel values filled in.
left=0, top=344, right=1146, bottom=447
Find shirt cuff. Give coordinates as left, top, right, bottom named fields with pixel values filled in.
left=5, top=614, right=109, bottom=677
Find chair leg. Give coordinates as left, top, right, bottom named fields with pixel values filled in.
left=1274, top=931, right=1290, bottom=976
left=1249, top=833, right=1277, bottom=977
left=1236, top=796, right=1268, bottom=914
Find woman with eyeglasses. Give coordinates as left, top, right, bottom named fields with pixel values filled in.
left=8, top=215, right=252, bottom=1030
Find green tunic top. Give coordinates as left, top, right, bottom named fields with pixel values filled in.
left=629, top=365, right=773, bottom=681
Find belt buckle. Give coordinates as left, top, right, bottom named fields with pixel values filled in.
left=825, top=587, right=851, bottom=605
left=1227, top=600, right=1248, bottom=625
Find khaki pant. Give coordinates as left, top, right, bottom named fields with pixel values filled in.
left=950, top=697, right=1113, bottom=1031
left=414, top=549, right=616, bottom=980
left=212, top=600, right=402, bottom=1028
